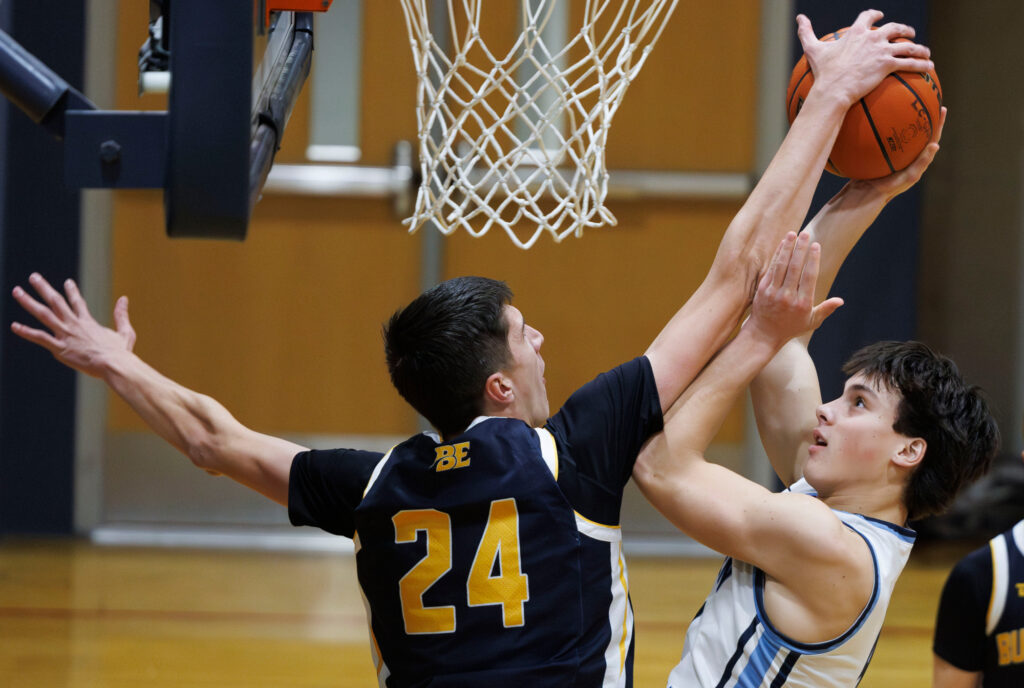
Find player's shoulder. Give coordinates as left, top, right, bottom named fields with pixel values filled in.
left=768, top=488, right=874, bottom=571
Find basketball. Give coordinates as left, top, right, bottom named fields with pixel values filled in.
left=786, top=28, right=943, bottom=180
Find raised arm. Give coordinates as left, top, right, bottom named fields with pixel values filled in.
left=10, top=273, right=305, bottom=505
left=634, top=232, right=847, bottom=578
left=645, top=10, right=934, bottom=412
left=750, top=107, right=947, bottom=485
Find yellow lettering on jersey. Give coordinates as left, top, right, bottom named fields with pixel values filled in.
left=433, top=442, right=471, bottom=472
left=467, top=498, right=529, bottom=627
left=393, top=509, right=456, bottom=634
left=996, top=628, right=1024, bottom=666
left=1016, top=582, right=1024, bottom=597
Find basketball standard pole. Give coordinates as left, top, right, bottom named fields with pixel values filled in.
left=419, top=0, right=449, bottom=295
left=742, top=0, right=794, bottom=490
left=414, top=0, right=451, bottom=434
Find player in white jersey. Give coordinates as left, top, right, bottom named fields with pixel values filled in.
left=633, top=111, right=1000, bottom=686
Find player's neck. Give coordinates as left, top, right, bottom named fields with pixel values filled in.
left=821, top=486, right=909, bottom=527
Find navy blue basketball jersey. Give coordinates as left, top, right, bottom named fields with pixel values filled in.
left=985, top=521, right=1024, bottom=683
left=353, top=417, right=586, bottom=687
left=289, top=356, right=662, bottom=687
left=935, top=520, right=1024, bottom=687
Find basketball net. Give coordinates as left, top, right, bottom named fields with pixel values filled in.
left=398, top=0, right=679, bottom=248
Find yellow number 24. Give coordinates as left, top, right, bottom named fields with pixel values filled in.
left=392, top=498, right=530, bottom=634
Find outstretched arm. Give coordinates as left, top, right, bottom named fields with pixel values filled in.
left=634, top=232, right=846, bottom=578
left=645, top=10, right=934, bottom=412
left=11, top=273, right=306, bottom=505
left=750, top=107, right=947, bottom=485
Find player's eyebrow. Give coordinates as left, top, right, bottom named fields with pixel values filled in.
left=846, top=382, right=878, bottom=401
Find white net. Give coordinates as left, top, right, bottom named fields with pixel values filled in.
left=398, top=0, right=679, bottom=248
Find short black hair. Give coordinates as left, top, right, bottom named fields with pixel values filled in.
left=842, top=341, right=1000, bottom=521
left=384, top=276, right=513, bottom=437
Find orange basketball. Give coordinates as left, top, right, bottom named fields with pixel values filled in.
left=786, top=28, right=943, bottom=180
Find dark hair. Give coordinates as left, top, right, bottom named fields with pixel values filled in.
left=384, top=276, right=513, bottom=437
left=842, top=341, right=1000, bottom=521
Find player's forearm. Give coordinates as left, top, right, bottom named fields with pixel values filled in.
left=750, top=339, right=819, bottom=485
left=646, top=88, right=852, bottom=411
left=101, top=349, right=244, bottom=471
left=802, top=180, right=890, bottom=304
left=714, top=87, right=850, bottom=284
left=639, top=326, right=782, bottom=489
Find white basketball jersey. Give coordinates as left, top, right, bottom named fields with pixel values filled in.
left=667, top=479, right=915, bottom=687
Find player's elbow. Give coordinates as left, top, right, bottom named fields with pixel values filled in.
left=181, top=394, right=237, bottom=473
left=706, top=238, right=761, bottom=306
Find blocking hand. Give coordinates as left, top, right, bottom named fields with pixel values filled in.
left=746, top=232, right=843, bottom=345
left=798, top=9, right=934, bottom=107
left=11, top=273, right=136, bottom=378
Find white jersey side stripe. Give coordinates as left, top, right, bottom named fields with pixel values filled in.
left=602, top=540, right=630, bottom=688
left=988, top=534, right=1010, bottom=635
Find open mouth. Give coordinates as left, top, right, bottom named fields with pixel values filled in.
left=812, top=430, right=828, bottom=447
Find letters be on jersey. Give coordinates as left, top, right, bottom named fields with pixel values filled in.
left=433, top=442, right=471, bottom=472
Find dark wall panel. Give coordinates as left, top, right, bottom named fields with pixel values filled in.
left=0, top=1, right=85, bottom=534
left=793, top=1, right=928, bottom=402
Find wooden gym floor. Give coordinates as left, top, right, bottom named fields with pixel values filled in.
left=0, top=537, right=973, bottom=687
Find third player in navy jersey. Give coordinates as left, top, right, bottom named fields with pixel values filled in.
left=934, top=519, right=1024, bottom=687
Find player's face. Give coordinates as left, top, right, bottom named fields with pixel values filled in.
left=804, top=373, right=908, bottom=495
left=503, top=305, right=549, bottom=427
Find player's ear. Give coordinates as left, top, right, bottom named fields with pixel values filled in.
left=894, top=437, right=926, bottom=469
left=483, top=371, right=514, bottom=406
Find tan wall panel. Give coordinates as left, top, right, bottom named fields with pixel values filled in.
left=108, top=2, right=759, bottom=444
left=353, top=2, right=420, bottom=165
left=108, top=191, right=421, bottom=434
left=443, top=199, right=747, bottom=443
left=599, top=0, right=761, bottom=171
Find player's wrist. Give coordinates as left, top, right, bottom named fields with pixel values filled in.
left=99, top=348, right=143, bottom=387
left=798, top=85, right=856, bottom=121
left=736, top=322, right=789, bottom=361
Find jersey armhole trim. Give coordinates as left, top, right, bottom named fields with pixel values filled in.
left=574, top=511, right=622, bottom=542
left=362, top=447, right=396, bottom=499
left=752, top=523, right=880, bottom=654
left=534, top=427, right=558, bottom=480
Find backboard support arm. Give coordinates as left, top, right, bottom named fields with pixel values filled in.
left=0, top=3, right=324, bottom=240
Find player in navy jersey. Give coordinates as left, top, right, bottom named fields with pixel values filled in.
left=933, top=442, right=1024, bottom=688
left=632, top=115, right=999, bottom=686
left=10, top=10, right=938, bottom=687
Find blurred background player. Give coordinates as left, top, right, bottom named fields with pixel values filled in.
left=932, top=419, right=1024, bottom=688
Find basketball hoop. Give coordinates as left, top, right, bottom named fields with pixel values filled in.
left=398, top=0, right=679, bottom=248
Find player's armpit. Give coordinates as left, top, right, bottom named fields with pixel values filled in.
left=635, top=453, right=873, bottom=635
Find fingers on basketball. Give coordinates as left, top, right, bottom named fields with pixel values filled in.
left=786, top=29, right=943, bottom=180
